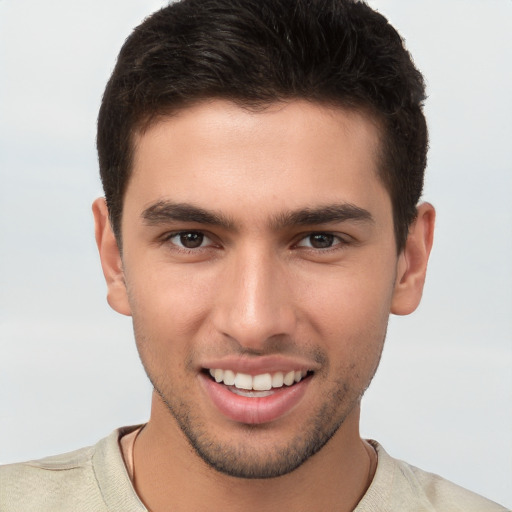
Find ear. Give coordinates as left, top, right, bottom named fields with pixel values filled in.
left=391, top=202, right=435, bottom=315
left=92, top=197, right=131, bottom=316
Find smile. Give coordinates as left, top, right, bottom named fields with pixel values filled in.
left=208, top=368, right=308, bottom=392
left=201, top=367, right=313, bottom=423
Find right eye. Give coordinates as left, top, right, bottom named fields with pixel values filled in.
left=165, top=231, right=213, bottom=250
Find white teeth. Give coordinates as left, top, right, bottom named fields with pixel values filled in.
left=234, top=372, right=253, bottom=390
left=283, top=371, right=295, bottom=386
left=208, top=368, right=308, bottom=390
left=253, top=373, right=272, bottom=391
left=271, top=372, right=284, bottom=388
left=223, top=369, right=236, bottom=386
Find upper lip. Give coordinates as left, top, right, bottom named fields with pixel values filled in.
left=199, top=355, right=320, bottom=375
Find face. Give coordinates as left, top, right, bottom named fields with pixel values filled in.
left=98, top=100, right=416, bottom=478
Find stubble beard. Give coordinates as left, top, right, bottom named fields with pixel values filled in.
left=151, top=374, right=357, bottom=479
left=134, top=323, right=386, bottom=480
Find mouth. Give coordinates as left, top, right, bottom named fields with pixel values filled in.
left=206, top=368, right=312, bottom=397
left=200, top=367, right=314, bottom=424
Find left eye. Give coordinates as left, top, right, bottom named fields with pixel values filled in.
left=168, top=232, right=212, bottom=249
left=296, top=233, right=341, bottom=249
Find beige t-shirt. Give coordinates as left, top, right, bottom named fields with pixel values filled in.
left=1, top=426, right=508, bottom=511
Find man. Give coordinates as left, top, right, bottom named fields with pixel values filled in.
left=0, top=0, right=507, bottom=510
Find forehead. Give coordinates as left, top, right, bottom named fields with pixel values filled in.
left=127, top=99, right=390, bottom=226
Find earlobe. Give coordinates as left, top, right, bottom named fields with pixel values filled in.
left=92, top=198, right=132, bottom=316
left=391, top=202, right=435, bottom=316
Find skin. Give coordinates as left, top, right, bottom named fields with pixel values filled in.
left=93, top=99, right=434, bottom=512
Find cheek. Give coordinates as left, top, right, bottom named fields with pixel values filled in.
left=125, top=262, right=217, bottom=343
left=297, top=266, right=393, bottom=363
left=301, top=267, right=392, bottom=328
left=128, top=273, right=208, bottom=389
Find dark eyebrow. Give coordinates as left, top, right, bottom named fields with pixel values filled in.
left=271, top=203, right=374, bottom=229
left=141, top=200, right=373, bottom=231
left=142, top=201, right=235, bottom=229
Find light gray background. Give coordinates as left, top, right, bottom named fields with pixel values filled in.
left=1, top=0, right=511, bottom=507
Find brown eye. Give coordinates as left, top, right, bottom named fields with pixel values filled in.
left=308, top=233, right=335, bottom=248
left=296, top=233, right=339, bottom=249
left=295, top=232, right=351, bottom=251
left=165, top=231, right=211, bottom=249
left=178, top=232, right=204, bottom=248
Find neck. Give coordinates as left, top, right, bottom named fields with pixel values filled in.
left=132, top=394, right=376, bottom=512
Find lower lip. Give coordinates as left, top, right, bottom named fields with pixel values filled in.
left=199, top=373, right=311, bottom=425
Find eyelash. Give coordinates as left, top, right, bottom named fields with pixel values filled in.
left=161, top=231, right=215, bottom=252
left=161, top=230, right=350, bottom=253
left=295, top=232, right=349, bottom=251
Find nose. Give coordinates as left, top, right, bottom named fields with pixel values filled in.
left=212, top=245, right=297, bottom=351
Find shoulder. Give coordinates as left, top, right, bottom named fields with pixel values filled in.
left=0, top=426, right=145, bottom=512
left=356, top=441, right=509, bottom=512
left=0, top=443, right=104, bottom=511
